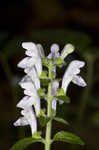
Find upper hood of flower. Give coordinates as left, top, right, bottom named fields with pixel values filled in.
left=18, top=42, right=42, bottom=76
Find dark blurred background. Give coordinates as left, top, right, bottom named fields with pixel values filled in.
left=0, top=0, right=99, bottom=150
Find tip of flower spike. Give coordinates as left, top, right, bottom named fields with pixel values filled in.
left=61, top=43, right=74, bottom=60
left=22, top=42, right=36, bottom=50
left=65, top=44, right=75, bottom=54
left=51, top=44, right=59, bottom=52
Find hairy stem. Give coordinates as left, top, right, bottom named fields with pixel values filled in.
left=45, top=60, right=53, bottom=150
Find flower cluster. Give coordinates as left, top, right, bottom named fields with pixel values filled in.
left=14, top=42, right=86, bottom=136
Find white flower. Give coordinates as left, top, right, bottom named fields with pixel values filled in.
left=48, top=44, right=60, bottom=61
left=52, top=80, right=59, bottom=95
left=18, top=75, right=40, bottom=115
left=36, top=44, right=45, bottom=57
left=52, top=98, right=57, bottom=111
left=48, top=44, right=60, bottom=72
left=14, top=107, right=37, bottom=135
left=24, top=66, right=40, bottom=90
left=17, top=57, right=35, bottom=68
left=18, top=42, right=42, bottom=76
left=52, top=80, right=59, bottom=111
left=62, top=60, right=87, bottom=93
left=60, top=44, right=74, bottom=60
left=72, top=75, right=87, bottom=87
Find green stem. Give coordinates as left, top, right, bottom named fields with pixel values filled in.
left=45, top=60, right=53, bottom=150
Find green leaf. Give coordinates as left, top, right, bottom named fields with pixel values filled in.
left=55, top=58, right=64, bottom=65
left=39, top=71, right=48, bottom=79
left=54, top=117, right=69, bottom=125
left=53, top=131, right=85, bottom=145
left=10, top=137, right=45, bottom=150
left=38, top=88, right=46, bottom=97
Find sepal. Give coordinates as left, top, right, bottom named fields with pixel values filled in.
left=38, top=88, right=46, bottom=97
left=56, top=88, right=70, bottom=103
left=54, top=58, right=64, bottom=66
left=39, top=71, right=48, bottom=79
left=39, top=116, right=50, bottom=127
left=32, top=131, right=42, bottom=139
left=40, top=79, right=51, bottom=86
left=37, top=109, right=46, bottom=117
left=37, top=109, right=50, bottom=127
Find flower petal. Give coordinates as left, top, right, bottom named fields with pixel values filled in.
left=51, top=44, right=59, bottom=53
left=17, top=96, right=40, bottom=115
left=25, top=66, right=40, bottom=90
left=13, top=117, right=28, bottom=126
left=21, top=107, right=37, bottom=135
left=72, top=75, right=87, bottom=87
left=19, top=76, right=38, bottom=96
left=52, top=80, right=59, bottom=95
left=37, top=44, right=45, bottom=57
left=62, top=60, right=85, bottom=93
left=60, top=43, right=74, bottom=60
left=52, top=98, right=57, bottom=111
left=22, top=42, right=42, bottom=75
left=22, top=42, right=37, bottom=50
left=17, top=96, right=31, bottom=109
left=48, top=44, right=60, bottom=61
left=17, top=57, right=35, bottom=69
left=35, top=58, right=42, bottom=76
left=22, top=42, right=38, bottom=57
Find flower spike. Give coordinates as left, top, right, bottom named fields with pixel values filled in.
left=13, top=42, right=87, bottom=147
